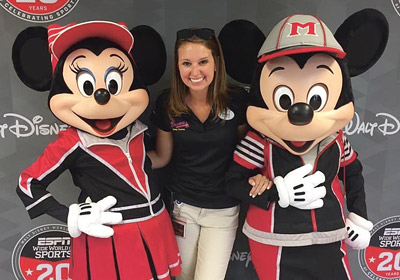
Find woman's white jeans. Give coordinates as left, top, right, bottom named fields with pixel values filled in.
left=172, top=201, right=239, bottom=280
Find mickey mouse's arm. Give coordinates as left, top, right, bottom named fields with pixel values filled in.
left=225, top=162, right=278, bottom=210
left=339, top=158, right=367, bottom=216
left=225, top=130, right=278, bottom=210
left=337, top=133, right=368, bottom=218
left=17, top=129, right=80, bottom=223
left=339, top=156, right=374, bottom=250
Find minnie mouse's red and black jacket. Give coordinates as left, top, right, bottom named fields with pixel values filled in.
left=226, top=130, right=367, bottom=246
left=17, top=121, right=163, bottom=222
left=16, top=121, right=181, bottom=280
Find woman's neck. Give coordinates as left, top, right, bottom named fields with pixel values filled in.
left=187, top=88, right=209, bottom=106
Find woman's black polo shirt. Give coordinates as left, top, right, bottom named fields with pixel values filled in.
left=151, top=87, right=248, bottom=209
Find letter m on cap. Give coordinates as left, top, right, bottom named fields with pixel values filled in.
left=288, top=22, right=318, bottom=36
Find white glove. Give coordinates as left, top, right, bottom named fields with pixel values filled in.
left=345, top=212, right=373, bottom=250
left=273, top=164, right=326, bottom=209
left=67, top=196, right=123, bottom=238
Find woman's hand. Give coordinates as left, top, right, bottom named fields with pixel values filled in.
left=147, top=129, right=173, bottom=169
left=248, top=174, right=272, bottom=198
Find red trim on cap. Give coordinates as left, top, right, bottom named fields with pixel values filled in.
left=276, top=14, right=296, bottom=50
left=47, top=21, right=133, bottom=72
left=313, top=16, right=327, bottom=47
left=258, top=46, right=346, bottom=63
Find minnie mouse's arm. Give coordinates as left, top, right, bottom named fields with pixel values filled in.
left=17, top=129, right=80, bottom=223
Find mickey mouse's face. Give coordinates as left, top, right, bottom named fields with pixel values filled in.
left=49, top=47, right=149, bottom=137
left=247, top=53, right=354, bottom=155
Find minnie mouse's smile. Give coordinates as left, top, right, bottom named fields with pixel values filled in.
left=79, top=115, right=123, bottom=135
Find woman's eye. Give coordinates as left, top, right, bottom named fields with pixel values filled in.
left=182, top=61, right=191, bottom=67
left=105, top=70, right=122, bottom=95
left=199, top=59, right=208, bottom=65
left=274, top=86, right=294, bottom=111
left=307, top=84, right=328, bottom=111
left=77, top=72, right=95, bottom=97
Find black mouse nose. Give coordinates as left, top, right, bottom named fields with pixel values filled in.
left=288, top=103, right=314, bottom=125
left=94, top=88, right=111, bottom=105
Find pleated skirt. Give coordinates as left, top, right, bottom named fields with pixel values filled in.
left=69, top=209, right=181, bottom=280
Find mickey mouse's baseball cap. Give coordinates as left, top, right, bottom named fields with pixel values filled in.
left=47, top=21, right=134, bottom=71
left=258, top=14, right=346, bottom=63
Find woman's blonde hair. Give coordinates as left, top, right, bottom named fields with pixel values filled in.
left=168, top=29, right=228, bottom=120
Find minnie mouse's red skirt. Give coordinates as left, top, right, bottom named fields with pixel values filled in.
left=69, top=209, right=181, bottom=279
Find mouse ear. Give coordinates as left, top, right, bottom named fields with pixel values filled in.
left=12, top=26, right=52, bottom=91
left=130, top=25, right=166, bottom=86
left=219, top=19, right=265, bottom=84
left=335, top=8, right=388, bottom=77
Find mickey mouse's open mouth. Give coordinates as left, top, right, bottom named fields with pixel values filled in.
left=80, top=116, right=123, bottom=136
left=283, top=140, right=314, bottom=154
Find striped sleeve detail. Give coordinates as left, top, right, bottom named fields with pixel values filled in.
left=340, top=134, right=356, bottom=167
left=234, top=131, right=265, bottom=169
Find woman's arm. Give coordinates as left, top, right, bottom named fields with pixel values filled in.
left=147, top=128, right=174, bottom=169
left=237, top=124, right=248, bottom=140
left=225, top=162, right=278, bottom=210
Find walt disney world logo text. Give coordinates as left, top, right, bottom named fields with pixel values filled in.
left=344, top=112, right=400, bottom=137
left=0, top=113, right=68, bottom=138
left=0, top=111, right=399, bottom=139
left=0, top=0, right=78, bottom=23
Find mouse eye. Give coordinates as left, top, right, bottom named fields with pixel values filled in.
left=105, top=70, right=122, bottom=95
left=77, top=72, right=95, bottom=97
left=307, top=84, right=328, bottom=111
left=274, top=86, right=294, bottom=111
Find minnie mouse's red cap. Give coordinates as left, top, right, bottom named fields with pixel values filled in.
left=47, top=21, right=133, bottom=71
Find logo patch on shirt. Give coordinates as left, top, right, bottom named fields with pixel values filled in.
left=171, top=121, right=189, bottom=131
left=218, top=108, right=235, bottom=120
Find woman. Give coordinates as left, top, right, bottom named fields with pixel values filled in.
left=148, top=28, right=270, bottom=280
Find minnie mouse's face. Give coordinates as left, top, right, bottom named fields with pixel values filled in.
left=49, top=47, right=148, bottom=137
left=247, top=53, right=354, bottom=155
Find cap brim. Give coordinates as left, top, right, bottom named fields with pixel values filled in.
left=258, top=46, right=346, bottom=63
left=50, top=21, right=134, bottom=60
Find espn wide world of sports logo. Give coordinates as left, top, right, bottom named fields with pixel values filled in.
left=358, top=216, right=400, bottom=280
left=0, top=0, right=78, bottom=23
left=12, top=224, right=71, bottom=280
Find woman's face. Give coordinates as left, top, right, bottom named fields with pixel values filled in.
left=177, top=42, right=215, bottom=94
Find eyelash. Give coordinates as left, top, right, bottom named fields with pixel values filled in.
left=115, top=62, right=128, bottom=74
left=69, top=64, right=83, bottom=74
left=182, top=60, right=208, bottom=66
left=69, top=63, right=128, bottom=74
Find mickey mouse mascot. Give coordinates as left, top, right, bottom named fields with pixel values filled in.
left=13, top=21, right=181, bottom=280
left=222, top=9, right=388, bottom=280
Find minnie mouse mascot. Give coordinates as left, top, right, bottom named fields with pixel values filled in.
left=13, top=21, right=181, bottom=280
left=221, top=9, right=388, bottom=280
